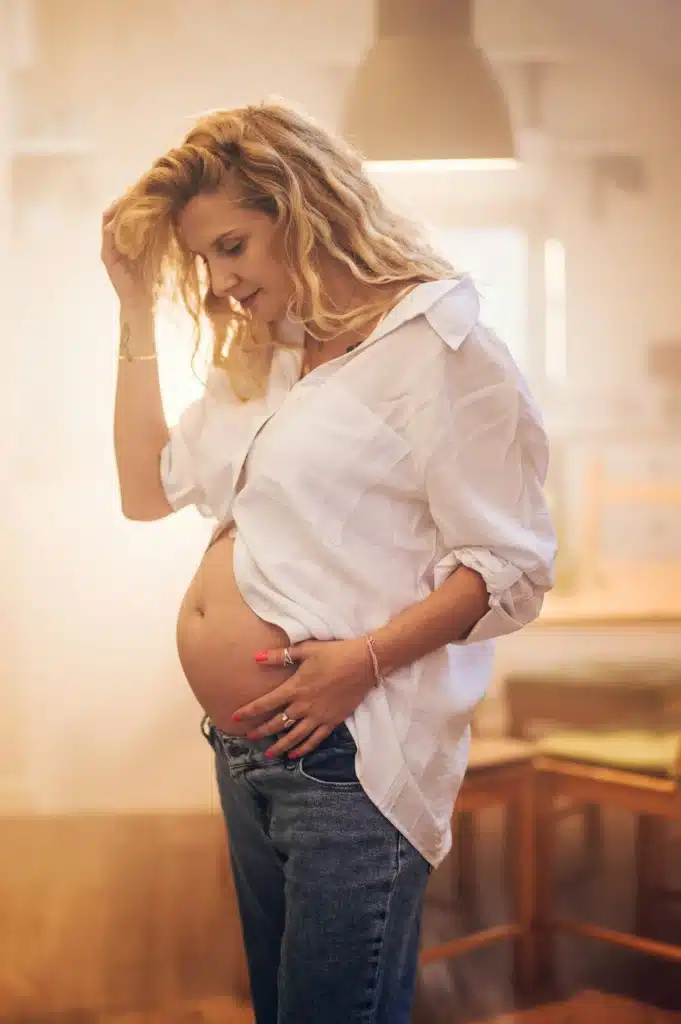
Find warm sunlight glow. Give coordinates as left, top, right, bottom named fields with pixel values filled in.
left=430, top=227, right=529, bottom=366
left=364, top=159, right=518, bottom=174
left=544, top=237, right=568, bottom=381
left=154, top=298, right=208, bottom=423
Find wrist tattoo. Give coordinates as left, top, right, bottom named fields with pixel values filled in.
left=118, top=319, right=157, bottom=363
left=119, top=320, right=132, bottom=359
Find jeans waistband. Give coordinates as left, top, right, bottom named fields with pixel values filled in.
left=202, top=714, right=355, bottom=763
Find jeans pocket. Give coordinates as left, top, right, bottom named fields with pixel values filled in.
left=297, top=744, right=362, bottom=788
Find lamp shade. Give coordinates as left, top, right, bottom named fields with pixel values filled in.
left=342, top=0, right=515, bottom=162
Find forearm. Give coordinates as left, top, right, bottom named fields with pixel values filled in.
left=371, top=566, right=489, bottom=676
left=113, top=305, right=171, bottom=519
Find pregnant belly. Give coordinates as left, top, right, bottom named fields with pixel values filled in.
left=176, top=529, right=297, bottom=735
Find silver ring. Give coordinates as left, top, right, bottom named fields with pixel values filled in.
left=280, top=711, right=296, bottom=728
left=283, top=648, right=295, bottom=667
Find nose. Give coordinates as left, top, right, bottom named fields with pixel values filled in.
left=208, top=265, right=239, bottom=299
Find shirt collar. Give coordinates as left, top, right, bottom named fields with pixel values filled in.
left=363, top=276, right=479, bottom=350
left=273, top=274, right=480, bottom=387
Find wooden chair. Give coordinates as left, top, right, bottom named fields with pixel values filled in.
left=532, top=730, right=681, bottom=978
left=420, top=738, right=537, bottom=992
left=506, top=664, right=681, bottom=741
left=504, top=663, right=681, bottom=869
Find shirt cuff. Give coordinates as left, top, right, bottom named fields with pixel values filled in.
left=433, top=547, right=548, bottom=644
left=160, top=438, right=212, bottom=516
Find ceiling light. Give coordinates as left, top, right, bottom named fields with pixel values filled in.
left=343, top=0, right=516, bottom=164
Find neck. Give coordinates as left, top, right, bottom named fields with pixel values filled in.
left=306, top=271, right=407, bottom=349
left=301, top=286, right=398, bottom=378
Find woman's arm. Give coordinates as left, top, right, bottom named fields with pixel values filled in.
left=369, top=565, right=489, bottom=676
left=230, top=570, right=489, bottom=755
left=114, top=303, right=172, bottom=521
left=414, top=324, right=556, bottom=646
left=102, top=202, right=172, bottom=521
left=366, top=321, right=557, bottom=677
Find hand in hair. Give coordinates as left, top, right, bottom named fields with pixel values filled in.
left=101, top=200, right=152, bottom=309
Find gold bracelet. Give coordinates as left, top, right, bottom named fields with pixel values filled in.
left=118, top=320, right=157, bottom=363
left=365, top=634, right=386, bottom=688
left=118, top=351, right=157, bottom=362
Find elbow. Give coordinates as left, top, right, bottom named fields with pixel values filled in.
left=513, top=586, right=547, bottom=629
left=498, top=565, right=553, bottom=630
left=121, top=506, right=157, bottom=522
left=454, top=558, right=552, bottom=643
left=500, top=559, right=555, bottom=622
left=119, top=491, right=174, bottom=522
left=116, top=460, right=175, bottom=522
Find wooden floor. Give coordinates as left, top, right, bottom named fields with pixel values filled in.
left=472, top=990, right=681, bottom=1022
left=101, top=990, right=681, bottom=1022
left=2, top=807, right=681, bottom=1022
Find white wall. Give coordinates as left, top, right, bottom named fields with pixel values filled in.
left=3, top=0, right=681, bottom=811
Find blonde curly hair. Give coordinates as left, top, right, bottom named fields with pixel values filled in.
left=110, top=100, right=457, bottom=401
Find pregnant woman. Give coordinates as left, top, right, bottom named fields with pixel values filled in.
left=104, top=101, right=556, bottom=1024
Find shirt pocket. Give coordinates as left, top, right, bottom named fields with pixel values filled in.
left=266, top=381, right=411, bottom=546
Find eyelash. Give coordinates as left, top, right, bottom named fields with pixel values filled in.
left=216, top=240, right=244, bottom=257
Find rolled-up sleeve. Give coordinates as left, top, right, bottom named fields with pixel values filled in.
left=423, top=326, right=557, bottom=643
left=160, top=391, right=213, bottom=515
left=159, top=366, right=260, bottom=520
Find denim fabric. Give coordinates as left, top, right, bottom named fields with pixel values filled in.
left=203, top=715, right=431, bottom=1024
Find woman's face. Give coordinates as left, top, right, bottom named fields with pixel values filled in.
left=177, top=183, right=294, bottom=324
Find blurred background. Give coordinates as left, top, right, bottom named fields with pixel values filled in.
left=1, top=1, right=681, bottom=1021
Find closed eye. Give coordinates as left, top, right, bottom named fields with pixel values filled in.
left=216, top=239, right=244, bottom=257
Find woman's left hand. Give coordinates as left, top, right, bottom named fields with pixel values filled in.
left=231, top=638, right=376, bottom=758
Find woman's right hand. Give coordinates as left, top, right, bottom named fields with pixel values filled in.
left=101, top=200, right=151, bottom=310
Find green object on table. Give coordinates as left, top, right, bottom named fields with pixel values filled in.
left=537, top=730, right=681, bottom=777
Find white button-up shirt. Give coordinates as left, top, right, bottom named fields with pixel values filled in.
left=161, top=278, right=556, bottom=866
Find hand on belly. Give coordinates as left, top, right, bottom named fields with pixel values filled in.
left=175, top=532, right=297, bottom=734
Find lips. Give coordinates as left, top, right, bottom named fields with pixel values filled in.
left=238, top=290, right=260, bottom=310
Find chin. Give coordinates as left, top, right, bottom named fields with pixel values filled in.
left=255, top=300, right=286, bottom=326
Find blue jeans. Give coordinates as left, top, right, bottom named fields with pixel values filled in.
left=203, top=716, right=431, bottom=1024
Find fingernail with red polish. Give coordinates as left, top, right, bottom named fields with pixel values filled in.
left=231, top=713, right=241, bottom=722
left=288, top=751, right=300, bottom=759
left=254, top=652, right=268, bottom=663
left=265, top=750, right=274, bottom=759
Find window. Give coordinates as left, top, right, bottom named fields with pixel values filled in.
left=369, top=165, right=567, bottom=384
left=430, top=226, right=529, bottom=366
left=544, top=237, right=567, bottom=381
